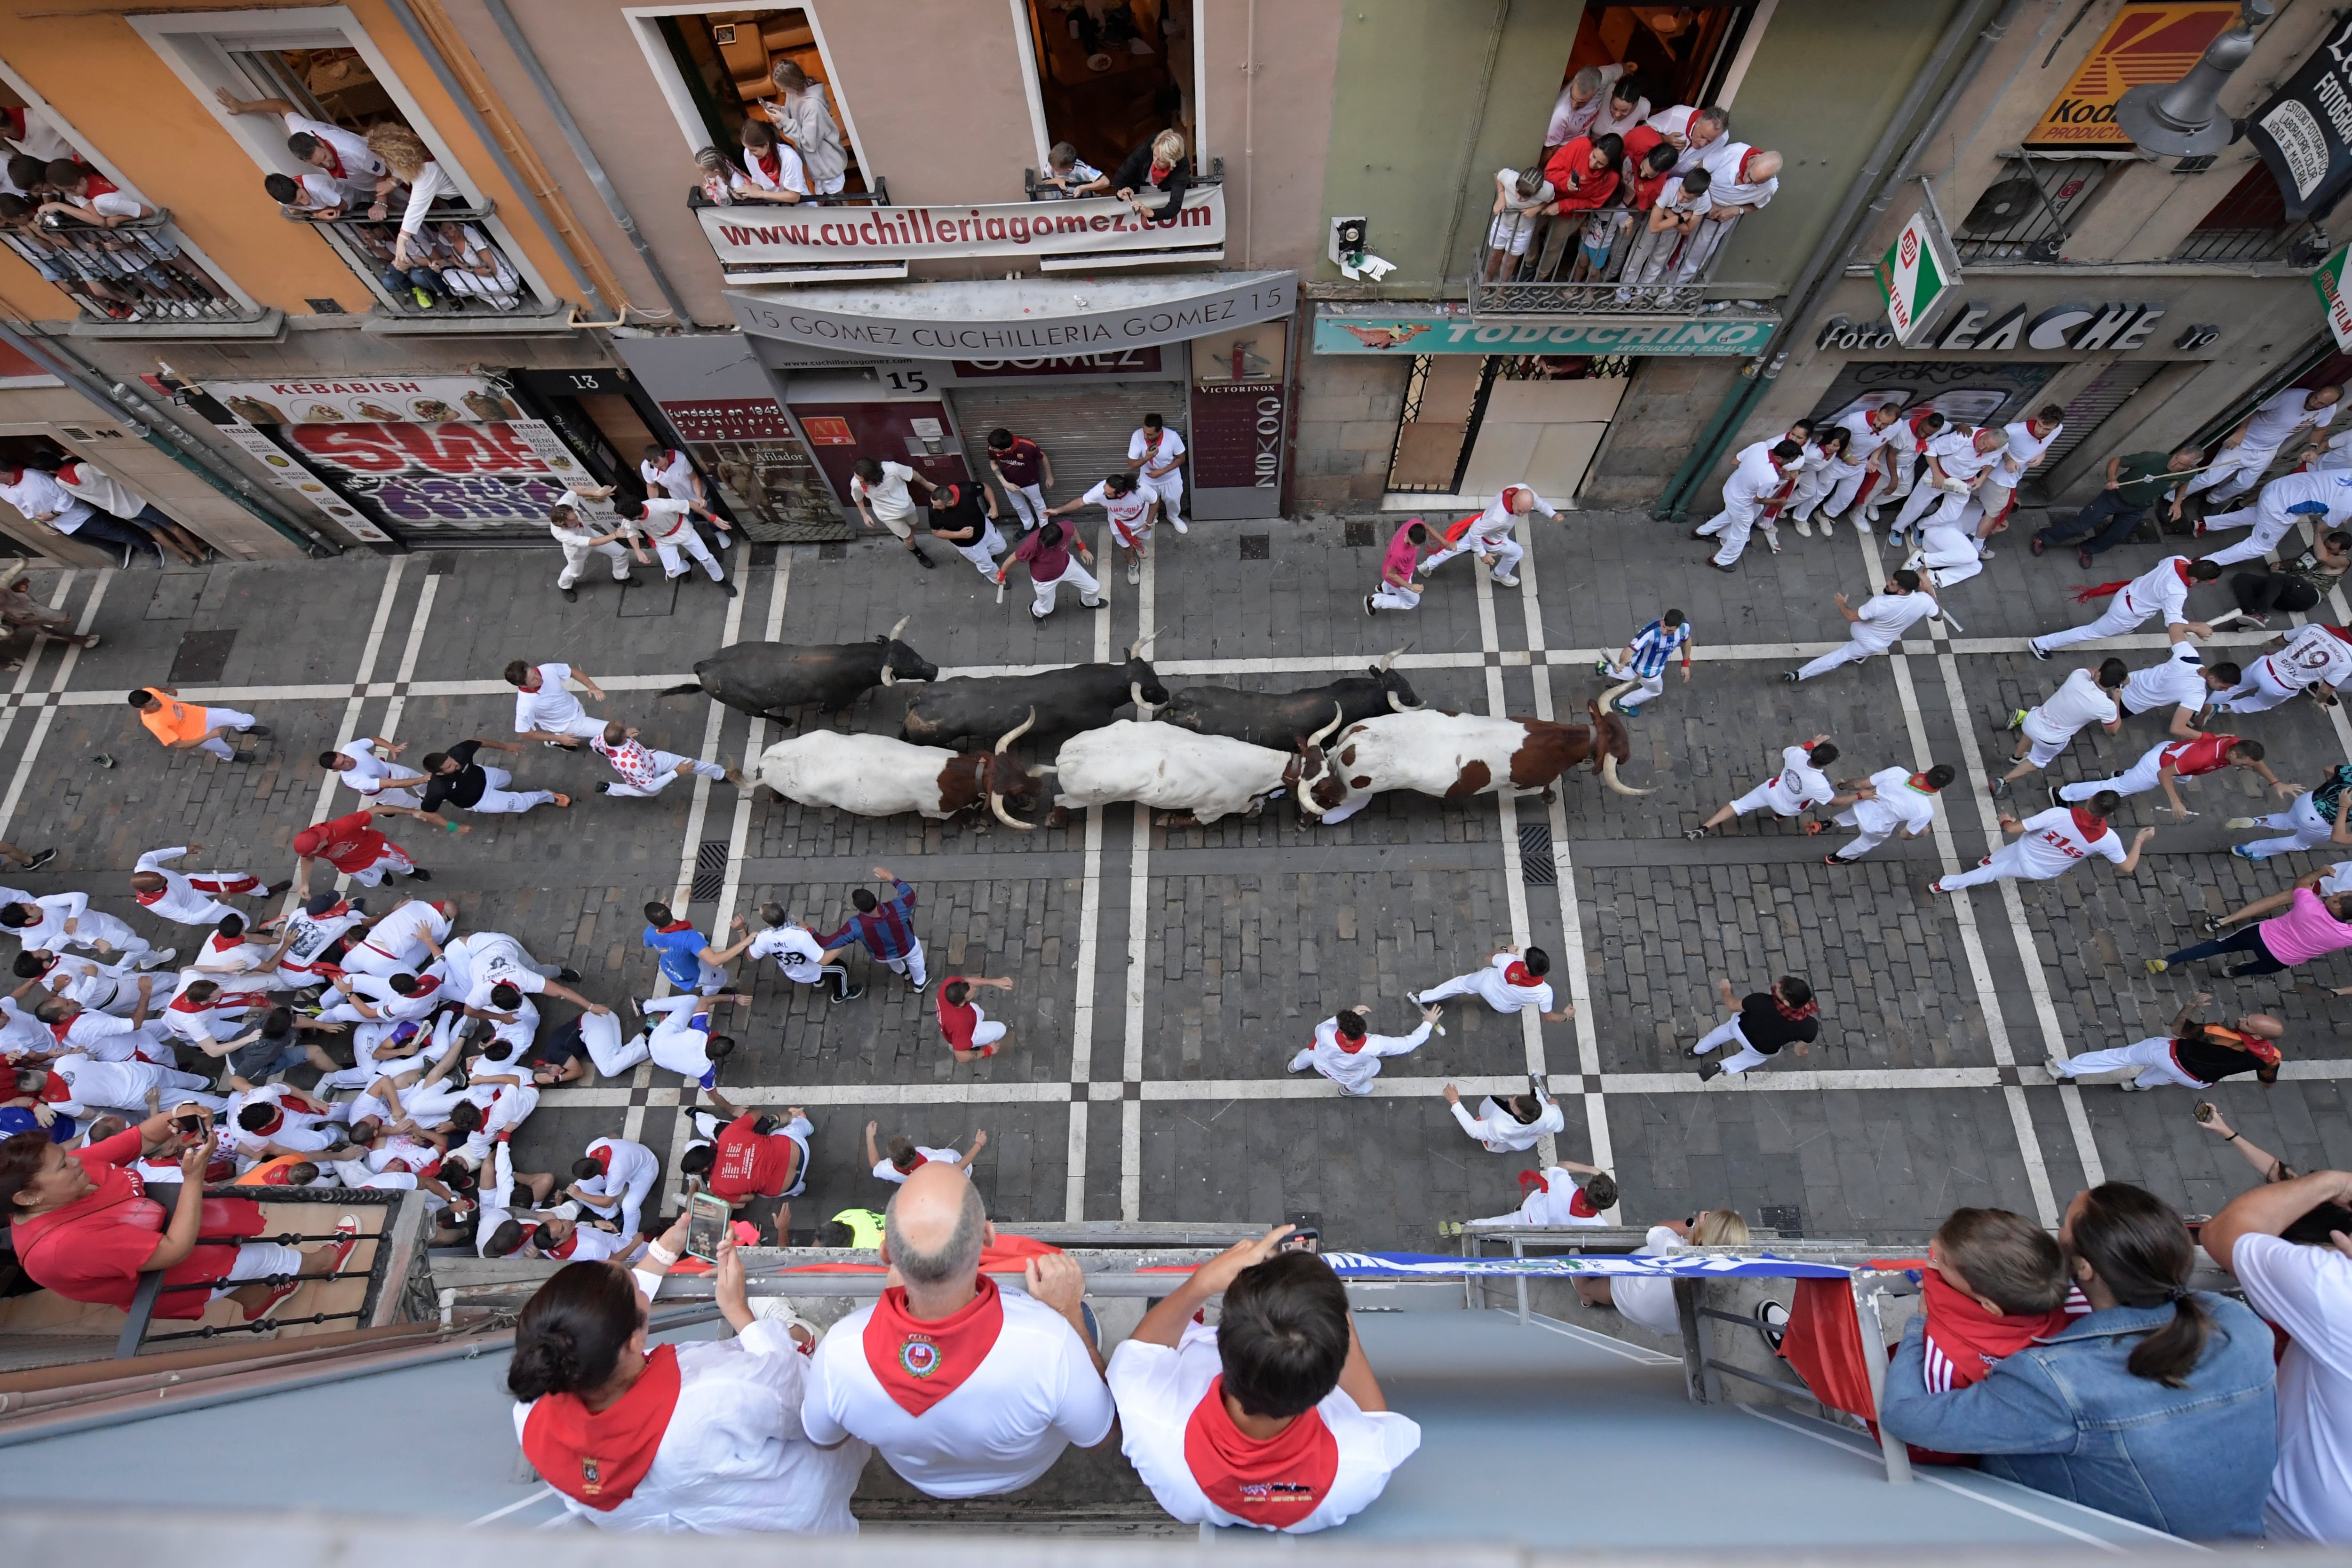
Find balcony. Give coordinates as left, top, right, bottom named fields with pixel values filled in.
left=287, top=199, right=561, bottom=326
left=1464, top=204, right=1768, bottom=325
left=2, top=211, right=266, bottom=330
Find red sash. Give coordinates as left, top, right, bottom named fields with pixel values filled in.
left=1182, top=1378, right=1339, bottom=1528
left=861, top=1275, right=1006, bottom=1416
left=520, top=1344, right=683, bottom=1511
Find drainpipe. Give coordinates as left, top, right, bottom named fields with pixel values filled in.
left=1653, top=0, right=2023, bottom=520
left=477, top=0, right=699, bottom=325
left=0, top=320, right=338, bottom=556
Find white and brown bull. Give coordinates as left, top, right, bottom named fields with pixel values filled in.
left=757, top=713, right=1048, bottom=827
left=1028, top=719, right=1325, bottom=828
left=1298, top=698, right=1651, bottom=824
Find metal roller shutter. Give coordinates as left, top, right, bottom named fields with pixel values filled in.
left=2037, top=360, right=2163, bottom=475
left=948, top=381, right=1185, bottom=505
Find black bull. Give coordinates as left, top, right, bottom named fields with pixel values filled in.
left=660, top=626, right=938, bottom=724
left=1157, top=665, right=1422, bottom=747
left=899, top=657, right=1168, bottom=749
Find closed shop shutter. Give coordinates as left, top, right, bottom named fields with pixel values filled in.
left=948, top=381, right=1185, bottom=506
left=2037, top=361, right=2163, bottom=475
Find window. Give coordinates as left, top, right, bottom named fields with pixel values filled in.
left=1017, top=1, right=1197, bottom=182
left=2171, top=162, right=2329, bottom=266
left=132, top=12, right=555, bottom=319
left=650, top=8, right=867, bottom=192
left=1953, top=156, right=2109, bottom=262
left=1558, top=3, right=1758, bottom=135
left=0, top=73, right=252, bottom=325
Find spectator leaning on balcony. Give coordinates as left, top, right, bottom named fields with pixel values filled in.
left=367, top=123, right=457, bottom=309
left=1539, top=132, right=1622, bottom=235
left=261, top=169, right=346, bottom=222
left=213, top=89, right=390, bottom=214
left=1543, top=63, right=1625, bottom=162
left=431, top=221, right=520, bottom=312
left=731, top=119, right=808, bottom=206
left=1617, top=164, right=1709, bottom=299
left=1037, top=141, right=1106, bottom=199
left=1111, top=129, right=1191, bottom=223
left=759, top=59, right=848, bottom=196
left=1483, top=166, right=1555, bottom=281
left=32, top=160, right=148, bottom=229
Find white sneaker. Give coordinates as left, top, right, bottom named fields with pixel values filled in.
left=1854, top=515, right=1873, bottom=534
left=1794, top=518, right=1812, bottom=538
left=1170, top=518, right=1188, bottom=534
left=1492, top=572, right=1520, bottom=586
left=137, top=947, right=177, bottom=970
left=1126, top=557, right=1141, bottom=585
left=1862, top=503, right=1881, bottom=523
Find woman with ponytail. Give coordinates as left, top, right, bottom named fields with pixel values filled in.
left=1880, top=1184, right=2276, bottom=1538
left=508, top=1212, right=867, bottom=1532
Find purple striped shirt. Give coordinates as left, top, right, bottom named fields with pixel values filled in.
left=819, top=879, right=919, bottom=959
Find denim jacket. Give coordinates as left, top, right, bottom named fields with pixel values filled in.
left=1877, top=1294, right=2277, bottom=1539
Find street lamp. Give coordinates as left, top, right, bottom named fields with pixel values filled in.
left=2114, top=0, right=2275, bottom=158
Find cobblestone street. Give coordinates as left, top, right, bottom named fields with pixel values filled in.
left=10, top=506, right=2350, bottom=1247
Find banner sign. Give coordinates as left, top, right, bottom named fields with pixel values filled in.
left=278, top=419, right=587, bottom=531
left=1876, top=210, right=1961, bottom=347
left=206, top=415, right=392, bottom=544
left=658, top=398, right=798, bottom=443
left=703, top=187, right=1222, bottom=269
left=952, top=347, right=1164, bottom=378
left=2318, top=244, right=2352, bottom=351
left=1312, top=309, right=1775, bottom=356
left=200, top=376, right=522, bottom=426
left=2025, top=3, right=2240, bottom=149
left=2245, top=16, right=2352, bottom=221
left=1189, top=380, right=1284, bottom=491
left=1321, top=1251, right=1876, bottom=1280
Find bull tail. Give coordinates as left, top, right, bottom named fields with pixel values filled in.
left=659, top=681, right=704, bottom=699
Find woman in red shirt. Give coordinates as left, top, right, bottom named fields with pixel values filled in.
left=1, top=1111, right=350, bottom=1321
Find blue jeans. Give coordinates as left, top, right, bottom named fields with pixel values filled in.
left=69, top=510, right=160, bottom=560
left=381, top=264, right=444, bottom=302
left=2034, top=491, right=2151, bottom=555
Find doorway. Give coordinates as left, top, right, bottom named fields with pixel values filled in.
left=1387, top=355, right=1630, bottom=500
left=1019, top=0, right=1192, bottom=177
left=654, top=8, right=866, bottom=192
left=789, top=398, right=974, bottom=517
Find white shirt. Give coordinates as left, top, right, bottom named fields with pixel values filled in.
left=350, top=898, right=451, bottom=968
left=0, top=469, right=94, bottom=534
left=2009, top=804, right=2127, bottom=878
left=336, top=737, right=418, bottom=797
left=291, top=170, right=346, bottom=212
left=2030, top=667, right=2120, bottom=740
left=130, top=847, right=239, bottom=925
left=1836, top=409, right=1898, bottom=463
left=4, top=107, right=74, bottom=164
left=731, top=143, right=810, bottom=197
left=801, top=1285, right=1116, bottom=1498
left=646, top=996, right=720, bottom=1080
left=1472, top=484, right=1559, bottom=543
left=282, top=113, right=384, bottom=184
left=1652, top=174, right=1713, bottom=225
left=12, top=891, right=88, bottom=953
left=1759, top=744, right=1834, bottom=815
left=1546, top=63, right=1626, bottom=145
left=851, top=461, right=917, bottom=523
left=1724, top=444, right=1786, bottom=508
left=0, top=996, right=50, bottom=1061
left=1509, top=1168, right=1610, bottom=1226
left=1128, top=426, right=1186, bottom=478
left=2122, top=643, right=2209, bottom=716
left=1300, top=1015, right=1433, bottom=1096
left=48, top=461, right=148, bottom=520
left=640, top=448, right=696, bottom=501
left=1611, top=1227, right=1689, bottom=1338
left=1449, top=1091, right=1563, bottom=1153
left=872, top=1147, right=966, bottom=1185
left=2229, top=1232, right=2352, bottom=1542
left=46, top=1054, right=167, bottom=1117
left=1996, top=419, right=2060, bottom=477
left=1471, top=951, right=1556, bottom=1014
left=1847, top=590, right=1939, bottom=651
left=1925, top=430, right=2002, bottom=486
left=394, top=160, right=456, bottom=239
left=1081, top=480, right=1153, bottom=536
left=636, top=497, right=698, bottom=543
left=748, top=923, right=826, bottom=982
left=2241, top=388, right=2338, bottom=451
left=513, top=662, right=589, bottom=735
left=1109, top=1321, right=1422, bottom=1533
left=577, top=1136, right=659, bottom=1207
left=2270, top=624, right=2352, bottom=691
left=1843, top=767, right=1932, bottom=841
left=2119, top=555, right=2196, bottom=626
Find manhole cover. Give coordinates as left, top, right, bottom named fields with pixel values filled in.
left=1238, top=534, right=1270, bottom=560
left=1344, top=521, right=1376, bottom=547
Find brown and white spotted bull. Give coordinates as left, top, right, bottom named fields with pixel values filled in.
left=757, top=713, right=1047, bottom=826
left=1298, top=699, right=1651, bottom=825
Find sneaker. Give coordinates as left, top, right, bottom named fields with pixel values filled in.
left=135, top=947, right=176, bottom=970
left=1756, top=1299, right=1791, bottom=1352
left=1923, top=879, right=1944, bottom=897
left=1683, top=827, right=1709, bottom=841
left=412, top=286, right=435, bottom=310
left=2145, top=958, right=2170, bottom=975
left=1618, top=705, right=1641, bottom=718
left=2243, top=611, right=2270, bottom=628
left=2029, top=642, right=2050, bottom=662
left=264, top=879, right=292, bottom=897
left=1823, top=854, right=1852, bottom=866
left=2231, top=845, right=2266, bottom=862
left=246, top=725, right=273, bottom=738
left=911, top=549, right=935, bottom=570
left=1697, top=1061, right=1723, bottom=1083
left=836, top=983, right=866, bottom=1002
left=1031, top=607, right=1052, bottom=621
left=1084, top=597, right=1107, bottom=610
left=2224, top=817, right=2258, bottom=830
left=2119, top=1078, right=2151, bottom=1092
left=1286, top=1057, right=1311, bottom=1074
left=2193, top=519, right=2208, bottom=539
left=2043, top=1055, right=2067, bottom=1079
left=1780, top=671, right=1800, bottom=683
left=22, top=848, right=55, bottom=870
left=719, top=580, right=739, bottom=598
left=2030, top=535, right=2046, bottom=556
left=911, top=976, right=929, bottom=993
left=2049, top=785, right=2067, bottom=810
left=557, top=967, right=583, bottom=982
left=2077, top=547, right=2095, bottom=570
left=561, top=587, right=578, bottom=602
left=2197, top=916, right=2224, bottom=936
left=1171, top=518, right=1188, bottom=534
left=1764, top=536, right=1782, bottom=554
left=1126, top=557, right=1141, bottom=585
left=595, top=781, right=612, bottom=793
left=222, top=750, right=254, bottom=765
left=1989, top=776, right=2011, bottom=798
left=1686, top=528, right=1711, bottom=541
left=1364, top=595, right=1377, bottom=617
left=407, top=867, right=433, bottom=881
left=1493, top=572, right=1520, bottom=586
left=1978, top=546, right=1995, bottom=558
left=1709, top=559, right=1737, bottom=572
left=1794, top=518, right=1813, bottom=538
left=2006, top=709, right=2028, bottom=732
left=1854, top=515, right=1873, bottom=534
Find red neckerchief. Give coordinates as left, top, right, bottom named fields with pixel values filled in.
left=1149, top=162, right=1173, bottom=185
left=47, top=1020, right=74, bottom=1046
left=208, top=933, right=243, bottom=954
left=1918, top=1270, right=2070, bottom=1384
left=2174, top=557, right=2193, bottom=586
left=750, top=147, right=781, bottom=183
left=35, top=1070, right=70, bottom=1104
left=549, top=1230, right=581, bottom=1259
left=2328, top=624, right=2352, bottom=644
left=1517, top=1169, right=1549, bottom=1195
left=2068, top=807, right=2109, bottom=842
left=313, top=142, right=347, bottom=180
left=861, top=1275, right=1007, bottom=1417
left=1504, top=962, right=1538, bottom=988
left=588, top=1144, right=612, bottom=1176
left=260, top=1164, right=300, bottom=1186
left=521, top=1344, right=683, bottom=1512
left=134, top=885, right=165, bottom=906
left=1738, top=148, right=1764, bottom=182
left=657, top=920, right=695, bottom=934
left=1906, top=772, right=1939, bottom=793
left=168, top=992, right=217, bottom=1013
left=1182, top=1377, right=1338, bottom=1527
left=1774, top=994, right=1821, bottom=1023
left=1569, top=1185, right=1601, bottom=1218
left=247, top=1107, right=284, bottom=1137
left=899, top=1152, right=929, bottom=1173
left=54, top=460, right=83, bottom=485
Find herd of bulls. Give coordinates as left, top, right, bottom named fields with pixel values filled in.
left=662, top=621, right=1652, bottom=831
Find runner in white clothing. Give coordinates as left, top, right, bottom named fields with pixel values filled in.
left=1442, top=1078, right=1563, bottom=1153
left=563, top=1134, right=660, bottom=1237
left=1692, top=442, right=1798, bottom=570
left=734, top=905, right=859, bottom=1000
left=1423, top=483, right=1557, bottom=586
left=1891, top=425, right=2007, bottom=555
left=1974, top=406, right=2066, bottom=538
left=1785, top=571, right=1940, bottom=681
left=2119, top=642, right=2236, bottom=736
left=2215, top=624, right=2352, bottom=714
left=2030, top=555, right=2221, bottom=658
left=1930, top=796, right=2153, bottom=896
left=544, top=495, right=642, bottom=602
left=1285, top=1005, right=1441, bottom=1095
left=1799, top=402, right=1905, bottom=530
left=338, top=898, right=454, bottom=979
left=0, top=892, right=167, bottom=968
left=29, top=1053, right=223, bottom=1118
left=506, top=660, right=607, bottom=747
left=1472, top=1164, right=1617, bottom=1227
left=1820, top=764, right=1954, bottom=865
left=1045, top=474, right=1156, bottom=585
left=1127, top=414, right=1188, bottom=534
left=864, top=1121, right=985, bottom=1185
left=2197, top=468, right=2352, bottom=569
left=1690, top=735, right=1840, bottom=838
left=318, top=735, right=429, bottom=808
left=127, top=844, right=282, bottom=928
left=1995, top=660, right=2128, bottom=794
left=1413, top=946, right=1573, bottom=1020
left=589, top=721, right=748, bottom=799
left=2183, top=385, right=2342, bottom=505
left=631, top=495, right=735, bottom=596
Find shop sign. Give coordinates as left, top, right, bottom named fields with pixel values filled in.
left=703, top=189, right=1222, bottom=268
left=1190, top=381, right=1284, bottom=491
left=2245, top=16, right=2352, bottom=221
left=951, top=348, right=1164, bottom=378
left=1876, top=210, right=1960, bottom=346
left=279, top=420, right=584, bottom=529
left=199, top=376, right=521, bottom=426
left=731, top=272, right=1295, bottom=359
left=1817, top=299, right=2171, bottom=354
left=2025, top=3, right=2240, bottom=149
left=659, top=398, right=798, bottom=442
left=1311, top=310, right=1774, bottom=356
left=2316, top=244, right=2352, bottom=352
left=204, top=415, right=391, bottom=544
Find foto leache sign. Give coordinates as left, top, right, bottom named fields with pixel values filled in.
left=1876, top=211, right=1959, bottom=347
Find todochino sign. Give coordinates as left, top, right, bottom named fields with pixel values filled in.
left=702, top=188, right=1223, bottom=267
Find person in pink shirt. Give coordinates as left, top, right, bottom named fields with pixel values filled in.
left=1366, top=521, right=1430, bottom=616
left=2148, top=887, right=2352, bottom=979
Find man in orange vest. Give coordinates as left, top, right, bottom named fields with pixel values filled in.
left=128, top=686, right=267, bottom=765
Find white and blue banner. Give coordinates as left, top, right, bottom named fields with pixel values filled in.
left=1322, top=1251, right=1879, bottom=1281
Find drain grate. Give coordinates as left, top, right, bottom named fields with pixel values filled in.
left=1343, top=521, right=1376, bottom=547
left=1238, top=534, right=1270, bottom=560
left=1518, top=822, right=1557, bottom=885
left=817, top=541, right=847, bottom=560
left=428, top=551, right=457, bottom=576
left=689, top=840, right=729, bottom=902
left=1759, top=1204, right=1804, bottom=1237
left=167, top=628, right=236, bottom=684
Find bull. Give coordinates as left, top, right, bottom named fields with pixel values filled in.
left=758, top=712, right=1048, bottom=828
left=1156, top=648, right=1422, bottom=746
left=899, top=632, right=1168, bottom=749
left=1028, top=714, right=1337, bottom=828
left=1299, top=698, right=1652, bottom=824
left=661, top=617, right=938, bottom=726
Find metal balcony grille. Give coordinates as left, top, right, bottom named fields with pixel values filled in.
left=3, top=212, right=260, bottom=325
left=1466, top=201, right=1749, bottom=317
left=2171, top=162, right=2331, bottom=266
left=295, top=201, right=544, bottom=317
left=1952, top=156, right=2107, bottom=263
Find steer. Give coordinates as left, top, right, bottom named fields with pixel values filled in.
left=899, top=632, right=1168, bottom=749
left=1031, top=718, right=1328, bottom=828
left=1157, top=649, right=1422, bottom=746
left=758, top=713, right=1047, bottom=827
left=661, top=617, right=938, bottom=727
left=1299, top=698, right=1651, bottom=825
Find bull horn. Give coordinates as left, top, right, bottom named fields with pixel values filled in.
left=1130, top=680, right=1161, bottom=719
left=1127, top=626, right=1160, bottom=661
left=887, top=615, right=911, bottom=641
left=1387, top=689, right=1412, bottom=713
left=1376, top=645, right=1405, bottom=672
left=1600, top=752, right=1656, bottom=797
left=880, top=666, right=897, bottom=686
left=1031, top=764, right=1057, bottom=775
left=1307, top=702, right=1345, bottom=748
left=995, top=708, right=1037, bottom=753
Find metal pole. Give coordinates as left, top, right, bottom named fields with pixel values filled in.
left=112, top=1273, right=163, bottom=1361
left=1512, top=1236, right=1529, bottom=1326
left=1851, top=1275, right=1915, bottom=1484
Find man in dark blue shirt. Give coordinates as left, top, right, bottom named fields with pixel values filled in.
left=818, top=867, right=926, bottom=991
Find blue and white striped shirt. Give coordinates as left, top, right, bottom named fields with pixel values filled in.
left=1625, top=619, right=1692, bottom=679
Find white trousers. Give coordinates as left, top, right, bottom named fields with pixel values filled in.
left=580, top=1009, right=650, bottom=1078
left=2239, top=793, right=2336, bottom=858
left=1033, top=559, right=1103, bottom=618
left=2213, top=660, right=2303, bottom=714
left=1828, top=804, right=1896, bottom=861
left=951, top=519, right=1007, bottom=577
left=962, top=1007, right=1008, bottom=1051
left=2200, top=501, right=2296, bottom=568
left=355, top=784, right=423, bottom=810
left=1894, top=481, right=1968, bottom=537
left=1424, top=531, right=1525, bottom=579
left=49, top=911, right=153, bottom=966
left=1674, top=216, right=1732, bottom=283
left=1415, top=968, right=1532, bottom=1013
left=557, top=539, right=630, bottom=588
left=1692, top=1016, right=1771, bottom=1075
left=2033, top=596, right=2149, bottom=655
left=347, top=846, right=417, bottom=887
left=604, top=752, right=725, bottom=799
left=2184, top=442, right=2280, bottom=503
left=1139, top=470, right=1184, bottom=528
left=211, top=1242, right=307, bottom=1296
left=1935, top=841, right=2066, bottom=891
left=198, top=706, right=258, bottom=761
left=2052, top=1036, right=2202, bottom=1089
left=1601, top=660, right=1664, bottom=703
left=2060, top=745, right=2169, bottom=801
left=883, top=938, right=928, bottom=987
left=1371, top=579, right=1422, bottom=611
left=651, top=528, right=723, bottom=582
left=1796, top=636, right=1897, bottom=681
left=464, top=766, right=556, bottom=815
left=1697, top=498, right=1762, bottom=567
left=1001, top=483, right=1047, bottom=532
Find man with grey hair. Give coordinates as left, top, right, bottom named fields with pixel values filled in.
left=799, top=1163, right=1113, bottom=1497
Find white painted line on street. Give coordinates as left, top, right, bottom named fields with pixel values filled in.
left=0, top=570, right=108, bottom=843
left=1065, top=802, right=1103, bottom=1222
left=372, top=571, right=440, bottom=748
left=1120, top=548, right=1157, bottom=1222
left=0, top=571, right=77, bottom=818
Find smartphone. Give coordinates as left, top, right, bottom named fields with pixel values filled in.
left=173, top=1113, right=206, bottom=1140
left=686, top=1191, right=731, bottom=1264
left=2193, top=1101, right=2217, bottom=1125
left=1278, top=1210, right=1322, bottom=1254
